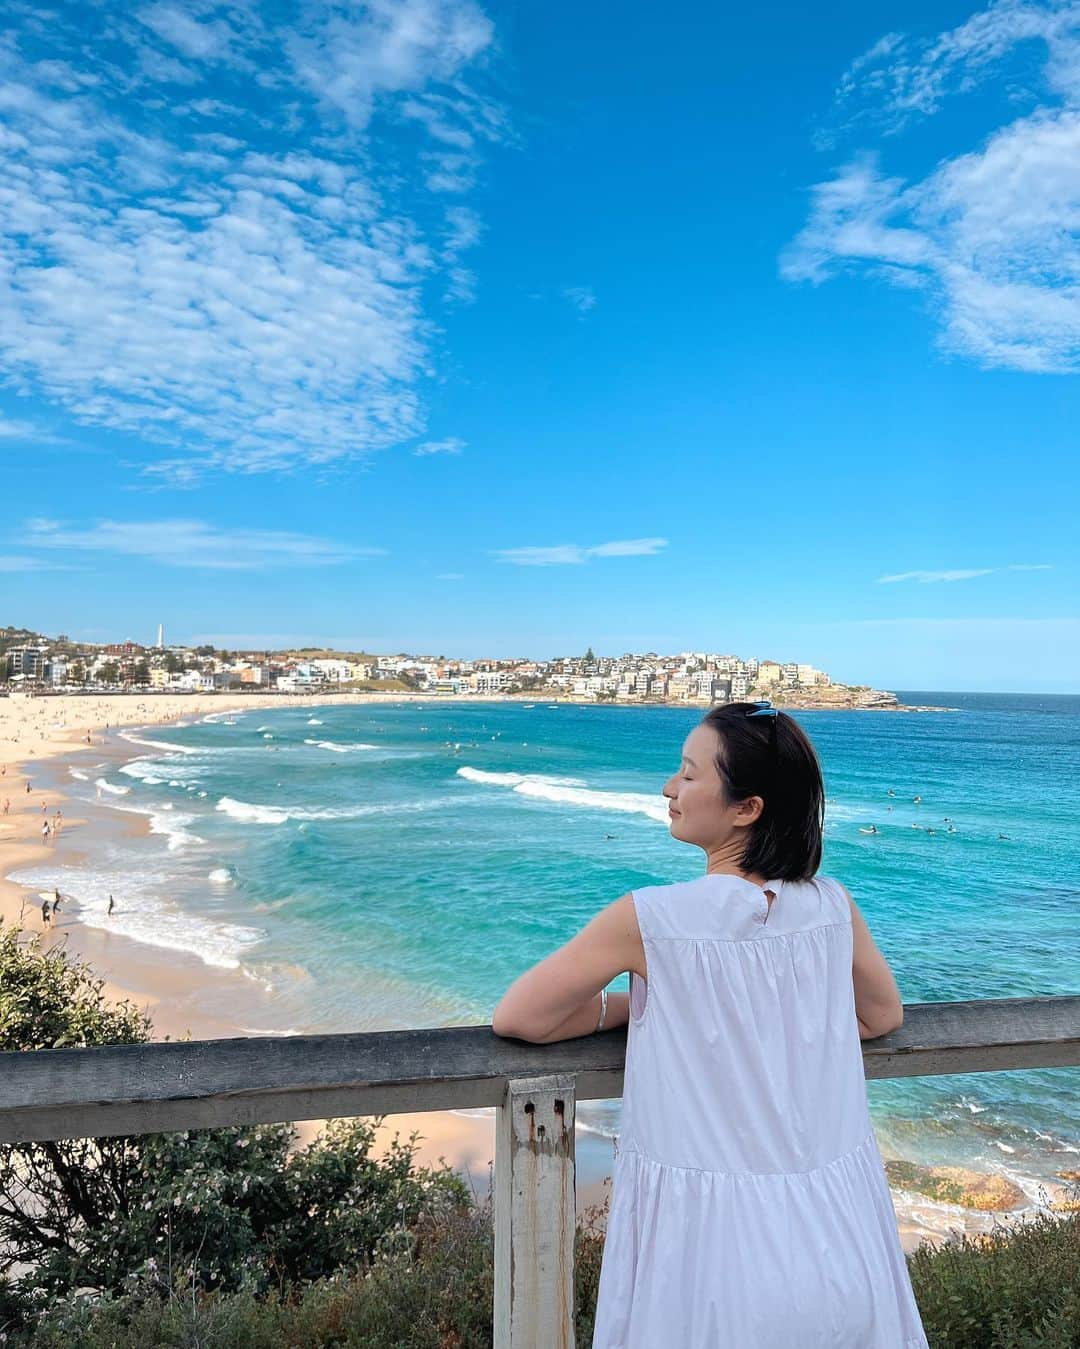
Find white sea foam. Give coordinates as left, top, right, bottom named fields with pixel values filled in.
left=303, top=738, right=378, bottom=753
left=94, top=777, right=130, bottom=796
left=457, top=768, right=588, bottom=788
left=119, top=760, right=165, bottom=784
left=208, top=867, right=233, bottom=885
left=215, top=795, right=453, bottom=826
left=149, top=810, right=206, bottom=851
left=118, top=731, right=199, bottom=755
left=69, top=768, right=90, bottom=781
left=217, top=797, right=291, bottom=825
left=456, top=767, right=668, bottom=822
left=7, top=862, right=263, bottom=970
left=307, top=718, right=324, bottom=725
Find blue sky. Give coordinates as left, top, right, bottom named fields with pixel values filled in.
left=1, top=0, right=1077, bottom=692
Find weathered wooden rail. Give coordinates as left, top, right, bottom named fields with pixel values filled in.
left=1, top=995, right=1078, bottom=1346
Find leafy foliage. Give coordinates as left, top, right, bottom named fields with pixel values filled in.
left=907, top=1202, right=1080, bottom=1348
left=0, top=924, right=467, bottom=1329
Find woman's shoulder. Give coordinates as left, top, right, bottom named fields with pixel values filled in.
left=631, top=872, right=850, bottom=941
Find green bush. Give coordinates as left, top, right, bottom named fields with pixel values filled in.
left=0, top=924, right=467, bottom=1324
left=6, top=1194, right=495, bottom=1348
left=10, top=1199, right=1078, bottom=1349
left=908, top=1203, right=1080, bottom=1348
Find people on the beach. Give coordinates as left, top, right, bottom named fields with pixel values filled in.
left=108, top=893, right=115, bottom=916
left=40, top=899, right=50, bottom=926
left=52, top=887, right=62, bottom=913
left=41, top=820, right=50, bottom=844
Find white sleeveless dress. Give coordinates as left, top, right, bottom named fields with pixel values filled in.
left=591, top=873, right=928, bottom=1348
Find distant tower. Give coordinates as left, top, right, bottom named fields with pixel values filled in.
left=157, top=623, right=164, bottom=649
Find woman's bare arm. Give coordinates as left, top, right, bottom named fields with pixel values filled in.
left=841, top=884, right=905, bottom=1039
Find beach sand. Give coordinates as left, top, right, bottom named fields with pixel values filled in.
left=2, top=689, right=1021, bottom=1247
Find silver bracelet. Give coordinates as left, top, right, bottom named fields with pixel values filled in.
left=595, top=988, right=608, bottom=1032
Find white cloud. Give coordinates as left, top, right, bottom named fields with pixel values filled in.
left=0, top=556, right=57, bottom=572
left=413, top=436, right=465, bottom=455
left=877, top=563, right=1054, bottom=582
left=494, top=537, right=668, bottom=566
left=0, top=413, right=42, bottom=439
left=785, top=0, right=1080, bottom=372
left=562, top=285, right=597, bottom=316
left=23, top=518, right=382, bottom=570
left=0, top=1, right=503, bottom=479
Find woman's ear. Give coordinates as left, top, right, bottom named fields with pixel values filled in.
left=733, top=794, right=765, bottom=829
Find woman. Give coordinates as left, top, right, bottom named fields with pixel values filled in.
left=493, top=702, right=927, bottom=1347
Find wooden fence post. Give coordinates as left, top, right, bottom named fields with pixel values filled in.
left=494, top=1073, right=577, bottom=1349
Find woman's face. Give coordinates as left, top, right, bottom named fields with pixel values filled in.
left=662, top=723, right=760, bottom=852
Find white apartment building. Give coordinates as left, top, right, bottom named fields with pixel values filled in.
left=311, top=659, right=352, bottom=683
left=7, top=647, right=48, bottom=680
left=470, top=671, right=509, bottom=692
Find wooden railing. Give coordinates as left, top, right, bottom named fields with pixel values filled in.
left=1, top=995, right=1078, bottom=1347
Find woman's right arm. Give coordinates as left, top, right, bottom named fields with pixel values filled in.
left=841, top=884, right=905, bottom=1040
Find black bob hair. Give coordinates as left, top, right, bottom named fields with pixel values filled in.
left=699, top=703, right=825, bottom=882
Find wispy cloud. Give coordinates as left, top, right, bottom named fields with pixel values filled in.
left=562, top=285, right=597, bottom=317
left=877, top=564, right=1054, bottom=583
left=0, top=414, right=40, bottom=439
left=413, top=437, right=466, bottom=456
left=784, top=0, right=1080, bottom=372
left=0, top=1, right=504, bottom=480
left=0, top=556, right=60, bottom=573
left=493, top=537, right=668, bottom=566
left=23, top=518, right=382, bottom=571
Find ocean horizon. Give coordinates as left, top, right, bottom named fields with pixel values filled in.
left=12, top=691, right=1078, bottom=1231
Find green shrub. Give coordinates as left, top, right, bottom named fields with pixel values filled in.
left=908, top=1203, right=1080, bottom=1348
left=0, top=924, right=467, bottom=1324
left=16, top=1200, right=1076, bottom=1349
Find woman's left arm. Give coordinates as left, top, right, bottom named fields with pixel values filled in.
left=491, top=894, right=642, bottom=1043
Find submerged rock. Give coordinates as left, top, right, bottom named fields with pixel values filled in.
left=884, top=1160, right=1027, bottom=1211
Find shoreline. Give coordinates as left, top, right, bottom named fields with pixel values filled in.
left=3, top=687, right=957, bottom=715
left=0, top=692, right=1060, bottom=1250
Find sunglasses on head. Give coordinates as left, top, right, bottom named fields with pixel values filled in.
left=746, top=700, right=779, bottom=756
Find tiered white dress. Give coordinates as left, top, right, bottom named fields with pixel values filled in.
left=591, top=873, right=928, bottom=1348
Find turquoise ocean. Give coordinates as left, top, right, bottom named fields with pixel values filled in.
left=13, top=694, right=1079, bottom=1223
